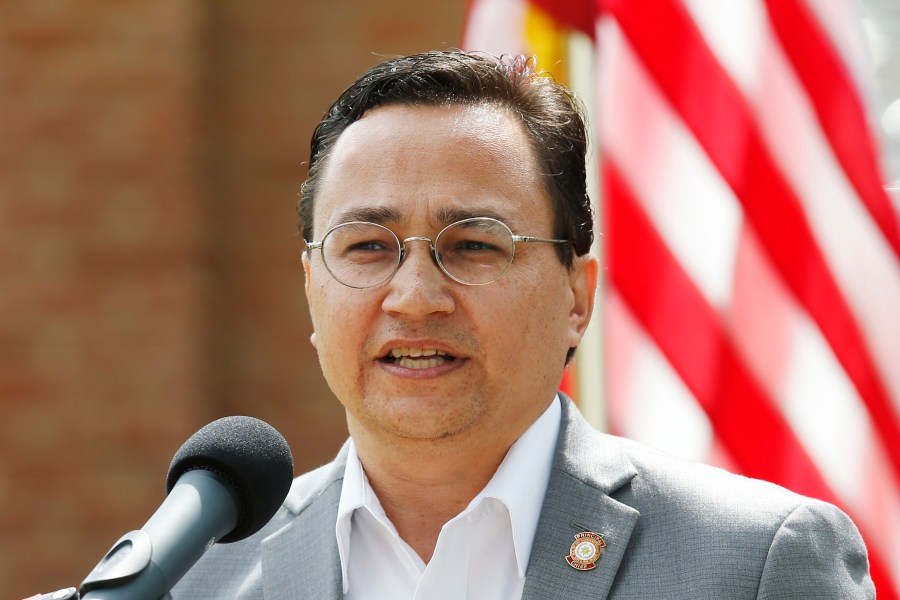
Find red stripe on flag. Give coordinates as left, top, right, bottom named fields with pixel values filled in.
left=605, top=158, right=897, bottom=599
left=606, top=0, right=900, bottom=482
left=530, top=0, right=596, bottom=37
left=604, top=158, right=833, bottom=497
left=764, top=0, right=900, bottom=261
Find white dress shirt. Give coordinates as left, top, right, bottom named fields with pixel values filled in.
left=335, top=396, right=561, bottom=599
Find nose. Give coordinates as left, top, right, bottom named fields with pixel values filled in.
left=381, top=238, right=455, bottom=317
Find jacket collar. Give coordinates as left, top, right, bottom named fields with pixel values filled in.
left=259, top=443, right=349, bottom=599
left=522, top=395, right=640, bottom=600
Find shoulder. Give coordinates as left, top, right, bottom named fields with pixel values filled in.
left=595, top=435, right=874, bottom=598
left=605, top=433, right=852, bottom=544
left=557, top=397, right=833, bottom=532
left=615, top=435, right=802, bottom=523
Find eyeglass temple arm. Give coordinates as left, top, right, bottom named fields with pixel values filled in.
left=301, top=241, right=323, bottom=259
left=512, top=235, right=570, bottom=245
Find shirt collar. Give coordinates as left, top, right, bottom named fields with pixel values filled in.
left=335, top=395, right=561, bottom=587
left=335, top=439, right=375, bottom=592
left=474, top=395, right=560, bottom=576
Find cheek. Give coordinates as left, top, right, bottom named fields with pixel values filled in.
left=309, top=290, right=370, bottom=403
left=498, top=271, right=572, bottom=351
left=309, top=286, right=364, bottom=361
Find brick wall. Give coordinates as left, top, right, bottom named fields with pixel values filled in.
left=0, top=1, right=464, bottom=595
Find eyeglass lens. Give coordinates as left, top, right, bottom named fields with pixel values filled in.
left=321, top=218, right=515, bottom=288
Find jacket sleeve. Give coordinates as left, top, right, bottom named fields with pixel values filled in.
left=756, top=499, right=875, bottom=599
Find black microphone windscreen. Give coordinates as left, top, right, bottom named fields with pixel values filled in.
left=165, top=416, right=294, bottom=543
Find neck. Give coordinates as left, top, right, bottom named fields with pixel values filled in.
left=348, top=419, right=522, bottom=563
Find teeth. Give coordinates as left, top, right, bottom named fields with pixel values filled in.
left=389, top=347, right=448, bottom=358
left=386, top=347, right=451, bottom=368
left=397, top=356, right=447, bottom=369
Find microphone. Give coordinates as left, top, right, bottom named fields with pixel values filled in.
left=78, top=416, right=294, bottom=599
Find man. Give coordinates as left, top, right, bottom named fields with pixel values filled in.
left=172, top=51, right=874, bottom=598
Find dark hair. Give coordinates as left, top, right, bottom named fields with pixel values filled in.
left=299, top=50, right=593, bottom=267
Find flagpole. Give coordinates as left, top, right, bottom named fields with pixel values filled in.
left=567, top=29, right=607, bottom=432
left=857, top=0, right=900, bottom=183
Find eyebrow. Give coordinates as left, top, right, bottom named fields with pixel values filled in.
left=330, top=205, right=404, bottom=227
left=330, top=204, right=515, bottom=229
left=434, top=206, right=509, bottom=226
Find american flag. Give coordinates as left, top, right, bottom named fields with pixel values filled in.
left=463, top=0, right=900, bottom=597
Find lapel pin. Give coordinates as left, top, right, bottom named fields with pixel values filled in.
left=566, top=531, right=605, bottom=571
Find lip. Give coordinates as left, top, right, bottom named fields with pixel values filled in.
left=377, top=355, right=468, bottom=379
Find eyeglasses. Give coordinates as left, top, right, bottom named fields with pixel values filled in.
left=305, top=216, right=570, bottom=289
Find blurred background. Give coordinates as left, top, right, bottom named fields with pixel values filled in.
left=0, top=1, right=464, bottom=595
left=3, top=0, right=900, bottom=597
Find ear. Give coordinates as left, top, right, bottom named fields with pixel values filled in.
left=301, top=251, right=318, bottom=349
left=301, top=251, right=312, bottom=303
left=567, top=253, right=599, bottom=348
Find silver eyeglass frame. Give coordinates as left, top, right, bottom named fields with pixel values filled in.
left=304, top=216, right=571, bottom=289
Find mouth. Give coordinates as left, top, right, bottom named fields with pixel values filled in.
left=380, top=347, right=458, bottom=369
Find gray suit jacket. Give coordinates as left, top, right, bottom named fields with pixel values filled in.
left=171, top=396, right=875, bottom=598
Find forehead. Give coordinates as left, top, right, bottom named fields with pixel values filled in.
left=313, top=103, right=551, bottom=233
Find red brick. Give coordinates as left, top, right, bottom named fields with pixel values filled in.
left=0, top=0, right=464, bottom=594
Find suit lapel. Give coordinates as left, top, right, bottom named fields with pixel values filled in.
left=260, top=446, right=349, bottom=599
left=523, top=397, right=640, bottom=600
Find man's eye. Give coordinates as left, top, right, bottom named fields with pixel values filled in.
left=456, top=239, right=501, bottom=253
left=339, top=240, right=396, bottom=263
left=347, top=240, right=391, bottom=252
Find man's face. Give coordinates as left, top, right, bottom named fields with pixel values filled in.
left=303, top=103, right=596, bottom=450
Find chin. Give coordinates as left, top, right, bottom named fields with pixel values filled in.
left=369, top=398, right=482, bottom=441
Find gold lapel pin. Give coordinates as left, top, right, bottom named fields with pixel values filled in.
left=566, top=531, right=605, bottom=571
